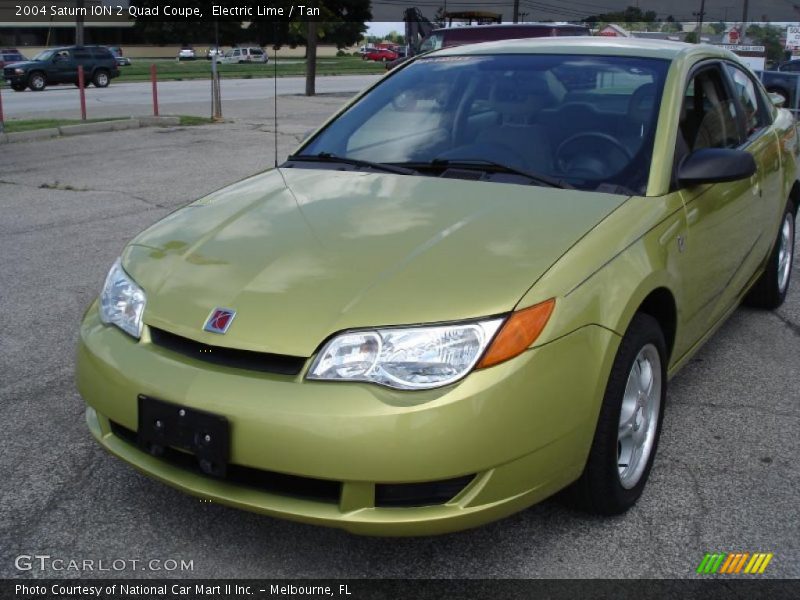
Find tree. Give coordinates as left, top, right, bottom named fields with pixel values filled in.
left=746, top=24, right=785, bottom=65
left=584, top=6, right=658, bottom=25
left=711, top=21, right=726, bottom=35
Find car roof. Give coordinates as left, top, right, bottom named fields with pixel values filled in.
left=433, top=23, right=587, bottom=33
left=434, top=36, right=737, bottom=61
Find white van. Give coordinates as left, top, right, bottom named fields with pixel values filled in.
left=222, top=47, right=268, bottom=64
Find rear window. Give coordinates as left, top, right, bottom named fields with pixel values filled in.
left=90, top=48, right=113, bottom=59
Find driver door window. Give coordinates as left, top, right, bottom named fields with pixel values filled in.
left=680, top=67, right=742, bottom=152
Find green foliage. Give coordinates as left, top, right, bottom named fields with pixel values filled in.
left=584, top=6, right=658, bottom=24
left=746, top=24, right=786, bottom=65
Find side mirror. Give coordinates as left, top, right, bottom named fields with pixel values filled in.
left=769, top=92, right=786, bottom=108
left=678, top=148, right=757, bottom=186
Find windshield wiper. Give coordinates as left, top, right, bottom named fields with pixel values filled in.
left=285, top=152, right=417, bottom=176
left=419, top=158, right=572, bottom=189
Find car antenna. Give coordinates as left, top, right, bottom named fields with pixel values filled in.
left=273, top=24, right=279, bottom=169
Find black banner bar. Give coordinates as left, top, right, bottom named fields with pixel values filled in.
left=2, top=579, right=800, bottom=600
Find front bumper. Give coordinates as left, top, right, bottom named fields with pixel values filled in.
left=77, top=303, right=618, bottom=535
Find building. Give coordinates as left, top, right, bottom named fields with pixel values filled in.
left=0, top=0, right=134, bottom=47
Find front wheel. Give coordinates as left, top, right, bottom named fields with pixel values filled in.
left=563, top=313, right=667, bottom=514
left=745, top=199, right=796, bottom=309
left=28, top=72, right=46, bottom=91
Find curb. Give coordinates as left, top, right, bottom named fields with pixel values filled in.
left=0, top=116, right=186, bottom=144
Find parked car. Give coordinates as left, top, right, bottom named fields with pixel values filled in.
left=106, top=46, right=131, bottom=67
left=3, top=46, right=119, bottom=91
left=363, top=47, right=398, bottom=62
left=387, top=22, right=591, bottom=70
left=221, top=47, right=268, bottom=64
left=177, top=47, right=196, bottom=61
left=760, top=62, right=800, bottom=109
left=77, top=38, right=797, bottom=536
left=0, top=48, right=25, bottom=69
left=206, top=46, right=225, bottom=60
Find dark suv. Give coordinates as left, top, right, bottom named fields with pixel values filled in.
left=3, top=45, right=120, bottom=92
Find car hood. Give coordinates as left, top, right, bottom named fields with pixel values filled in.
left=124, top=168, right=628, bottom=357
left=4, top=60, right=38, bottom=69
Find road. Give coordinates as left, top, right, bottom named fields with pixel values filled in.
left=1, top=74, right=381, bottom=120
left=0, top=99, right=798, bottom=580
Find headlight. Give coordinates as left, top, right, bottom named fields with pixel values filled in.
left=14, top=68, right=24, bottom=74
left=99, top=258, right=146, bottom=339
left=307, top=319, right=503, bottom=390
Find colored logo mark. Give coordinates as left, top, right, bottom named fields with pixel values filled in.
left=203, top=308, right=236, bottom=334
left=696, top=552, right=773, bottom=575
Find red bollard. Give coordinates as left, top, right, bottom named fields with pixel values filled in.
left=150, top=63, right=159, bottom=116
left=0, top=82, right=5, bottom=132
left=78, top=65, right=87, bottom=120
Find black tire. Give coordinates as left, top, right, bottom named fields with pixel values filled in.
left=92, top=69, right=110, bottom=88
left=11, top=82, right=26, bottom=92
left=745, top=199, right=796, bottom=309
left=562, top=313, right=667, bottom=515
left=27, top=71, right=46, bottom=91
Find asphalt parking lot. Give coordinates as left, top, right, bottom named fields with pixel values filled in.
left=1, top=93, right=798, bottom=579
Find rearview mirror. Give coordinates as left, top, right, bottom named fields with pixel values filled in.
left=678, top=148, right=756, bottom=186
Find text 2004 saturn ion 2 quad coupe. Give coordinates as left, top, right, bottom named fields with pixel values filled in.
left=77, top=38, right=798, bottom=535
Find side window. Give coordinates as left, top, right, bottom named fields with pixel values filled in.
left=680, top=66, right=742, bottom=152
left=724, top=63, right=769, bottom=138
left=73, top=50, right=91, bottom=60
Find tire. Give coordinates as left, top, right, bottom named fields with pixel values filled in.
left=27, top=71, right=46, bottom=91
left=92, top=69, right=110, bottom=88
left=11, top=82, right=26, bottom=92
left=563, top=313, right=667, bottom=515
left=745, top=199, right=796, bottom=309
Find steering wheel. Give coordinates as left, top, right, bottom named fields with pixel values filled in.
left=555, top=132, right=632, bottom=180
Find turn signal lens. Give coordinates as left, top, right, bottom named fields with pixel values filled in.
left=477, top=299, right=555, bottom=369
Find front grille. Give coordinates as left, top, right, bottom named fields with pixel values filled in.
left=4, top=67, right=14, bottom=78
left=109, top=421, right=341, bottom=503
left=150, top=327, right=306, bottom=376
left=375, top=476, right=475, bottom=507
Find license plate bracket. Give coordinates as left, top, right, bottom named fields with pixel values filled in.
left=137, top=395, right=229, bottom=478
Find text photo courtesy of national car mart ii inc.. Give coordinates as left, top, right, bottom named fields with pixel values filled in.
left=13, top=583, right=355, bottom=597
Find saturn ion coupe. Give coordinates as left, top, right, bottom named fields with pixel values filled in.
left=77, top=38, right=798, bottom=535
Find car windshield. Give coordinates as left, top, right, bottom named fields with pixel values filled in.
left=33, top=50, right=54, bottom=61
left=299, top=54, right=670, bottom=194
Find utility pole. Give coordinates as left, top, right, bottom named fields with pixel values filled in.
left=694, top=0, right=706, bottom=43
left=305, top=19, right=317, bottom=96
left=75, top=0, right=84, bottom=45
left=513, top=0, right=519, bottom=23
left=741, top=0, right=749, bottom=40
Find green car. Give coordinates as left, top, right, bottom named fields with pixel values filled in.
left=77, top=38, right=797, bottom=535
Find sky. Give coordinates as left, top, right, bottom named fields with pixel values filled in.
left=365, top=0, right=800, bottom=23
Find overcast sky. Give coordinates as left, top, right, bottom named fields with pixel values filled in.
left=367, top=0, right=800, bottom=23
